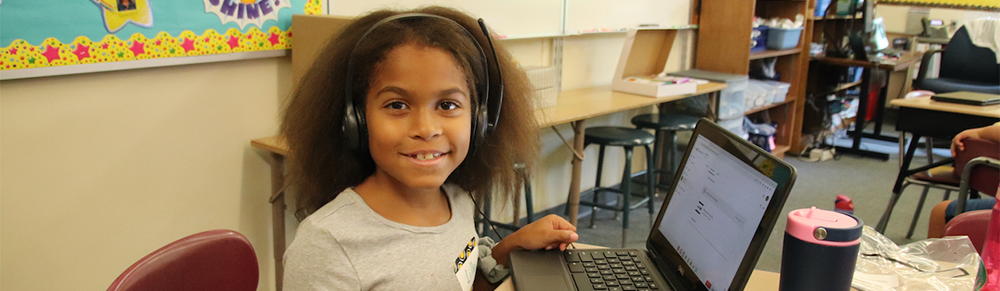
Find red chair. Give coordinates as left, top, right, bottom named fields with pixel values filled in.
left=107, top=229, right=259, bottom=291
left=944, top=210, right=993, bottom=254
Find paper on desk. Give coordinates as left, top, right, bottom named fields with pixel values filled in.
left=853, top=272, right=900, bottom=290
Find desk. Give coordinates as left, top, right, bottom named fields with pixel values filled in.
left=251, top=83, right=726, bottom=289
left=876, top=96, right=1000, bottom=232
left=813, top=51, right=923, bottom=160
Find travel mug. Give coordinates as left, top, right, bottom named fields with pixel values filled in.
left=779, top=207, right=863, bottom=291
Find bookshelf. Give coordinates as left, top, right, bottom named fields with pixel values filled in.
left=695, top=0, right=813, bottom=157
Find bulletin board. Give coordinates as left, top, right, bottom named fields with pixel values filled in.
left=0, top=0, right=323, bottom=79
left=328, top=0, right=564, bottom=39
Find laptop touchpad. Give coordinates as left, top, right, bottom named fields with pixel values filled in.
left=509, top=250, right=574, bottom=291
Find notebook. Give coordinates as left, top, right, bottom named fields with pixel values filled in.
left=509, top=118, right=797, bottom=291
left=931, top=91, right=1000, bottom=106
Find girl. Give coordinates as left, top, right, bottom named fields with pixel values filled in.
left=281, top=6, right=579, bottom=291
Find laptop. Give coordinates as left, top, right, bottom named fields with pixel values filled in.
left=931, top=91, right=1000, bottom=106
left=509, top=118, right=797, bottom=291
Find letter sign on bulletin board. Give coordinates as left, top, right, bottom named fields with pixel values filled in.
left=0, top=0, right=323, bottom=79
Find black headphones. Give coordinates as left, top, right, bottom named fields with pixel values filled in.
left=342, top=13, right=504, bottom=153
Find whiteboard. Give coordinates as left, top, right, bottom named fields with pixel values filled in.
left=328, top=0, right=564, bottom=38
left=565, top=0, right=690, bottom=34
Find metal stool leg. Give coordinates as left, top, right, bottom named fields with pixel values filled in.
left=907, top=186, right=932, bottom=238
left=620, top=146, right=634, bottom=248
left=644, top=144, right=656, bottom=228
left=591, top=145, right=607, bottom=228
left=876, top=183, right=910, bottom=233
left=666, top=130, right=677, bottom=180
left=523, top=173, right=535, bottom=223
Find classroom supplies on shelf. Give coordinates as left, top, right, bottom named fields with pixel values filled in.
left=612, top=28, right=697, bottom=98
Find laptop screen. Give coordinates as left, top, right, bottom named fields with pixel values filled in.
left=647, top=120, right=795, bottom=291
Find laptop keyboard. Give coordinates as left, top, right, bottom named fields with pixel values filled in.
left=564, top=250, right=662, bottom=291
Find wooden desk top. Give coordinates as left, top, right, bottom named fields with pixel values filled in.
left=535, top=83, right=728, bottom=128
left=890, top=96, right=1000, bottom=118
left=252, top=83, right=727, bottom=155
left=813, top=51, right=923, bottom=72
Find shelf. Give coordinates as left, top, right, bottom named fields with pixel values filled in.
left=772, top=144, right=791, bottom=158
left=745, top=98, right=795, bottom=115
left=808, top=14, right=862, bottom=21
left=750, top=48, right=802, bottom=60
left=811, top=81, right=862, bottom=97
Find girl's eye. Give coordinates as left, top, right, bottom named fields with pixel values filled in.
left=385, top=101, right=408, bottom=110
left=439, top=101, right=459, bottom=111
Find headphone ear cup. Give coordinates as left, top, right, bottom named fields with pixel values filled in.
left=471, top=106, right=489, bottom=150
left=342, top=101, right=368, bottom=151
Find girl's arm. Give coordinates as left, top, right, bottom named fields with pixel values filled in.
left=951, top=123, right=1000, bottom=156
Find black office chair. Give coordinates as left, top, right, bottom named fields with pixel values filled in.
left=913, top=26, right=1000, bottom=95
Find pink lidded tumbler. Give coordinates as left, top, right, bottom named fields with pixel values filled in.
left=779, top=207, right=863, bottom=291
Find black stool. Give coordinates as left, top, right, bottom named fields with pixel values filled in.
left=476, top=163, right=534, bottom=238
left=631, top=114, right=700, bottom=186
left=577, top=126, right=656, bottom=247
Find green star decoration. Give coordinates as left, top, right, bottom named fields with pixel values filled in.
left=28, top=57, right=35, bottom=64
left=170, top=48, right=175, bottom=54
left=118, top=52, right=124, bottom=58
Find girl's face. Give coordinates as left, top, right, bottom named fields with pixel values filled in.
left=363, top=43, right=472, bottom=193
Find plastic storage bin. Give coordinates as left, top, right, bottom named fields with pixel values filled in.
left=746, top=80, right=771, bottom=109
left=751, top=26, right=769, bottom=53
left=763, top=80, right=790, bottom=103
left=669, top=69, right=749, bottom=120
left=815, top=0, right=832, bottom=16
left=718, top=116, right=747, bottom=139
left=766, top=27, right=803, bottom=50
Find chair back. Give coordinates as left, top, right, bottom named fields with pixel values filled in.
left=944, top=209, right=992, bottom=254
left=940, top=26, right=1000, bottom=85
left=107, top=229, right=259, bottom=291
left=953, top=137, right=1000, bottom=197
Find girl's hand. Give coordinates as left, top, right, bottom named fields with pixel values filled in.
left=491, top=214, right=579, bottom=266
left=951, top=128, right=982, bottom=157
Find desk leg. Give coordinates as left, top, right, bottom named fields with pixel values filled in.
left=268, top=153, right=286, bottom=291
left=567, top=120, right=586, bottom=226
left=835, top=67, right=890, bottom=160
left=877, top=134, right=921, bottom=233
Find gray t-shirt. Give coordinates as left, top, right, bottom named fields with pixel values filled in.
left=283, top=183, right=480, bottom=291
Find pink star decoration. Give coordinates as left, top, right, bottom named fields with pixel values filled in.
left=130, top=41, right=145, bottom=56
left=102, top=43, right=110, bottom=49
left=7, top=48, right=17, bottom=55
left=268, top=33, right=281, bottom=46
left=180, top=38, right=196, bottom=53
left=73, top=44, right=91, bottom=60
left=40, top=45, right=61, bottom=62
left=226, top=36, right=240, bottom=49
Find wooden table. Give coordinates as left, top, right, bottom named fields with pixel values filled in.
left=251, top=83, right=726, bottom=289
left=875, top=96, right=1000, bottom=232
left=812, top=51, right=923, bottom=160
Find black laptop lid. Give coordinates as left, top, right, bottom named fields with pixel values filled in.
left=645, top=119, right=796, bottom=291
left=931, top=91, right=1000, bottom=106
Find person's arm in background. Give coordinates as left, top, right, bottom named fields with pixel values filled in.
left=952, top=123, right=1000, bottom=157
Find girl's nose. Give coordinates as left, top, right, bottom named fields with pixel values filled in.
left=410, top=109, right=442, bottom=140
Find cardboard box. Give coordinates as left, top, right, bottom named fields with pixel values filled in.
left=612, top=29, right=697, bottom=98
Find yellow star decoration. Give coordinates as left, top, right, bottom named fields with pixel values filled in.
left=102, top=0, right=153, bottom=33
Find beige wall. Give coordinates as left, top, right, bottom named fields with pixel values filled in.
left=0, top=22, right=693, bottom=291
left=1, top=57, right=291, bottom=291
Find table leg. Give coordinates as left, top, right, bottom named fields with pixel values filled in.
left=567, top=120, right=586, bottom=226
left=835, top=67, right=890, bottom=160
left=268, top=153, right=286, bottom=291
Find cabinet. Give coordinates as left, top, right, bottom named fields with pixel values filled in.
left=695, top=0, right=813, bottom=157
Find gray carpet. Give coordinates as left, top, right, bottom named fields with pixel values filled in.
left=484, top=118, right=954, bottom=273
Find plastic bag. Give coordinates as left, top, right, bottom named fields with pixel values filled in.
left=852, top=226, right=983, bottom=290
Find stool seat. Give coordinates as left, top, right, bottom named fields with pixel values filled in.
left=584, top=127, right=655, bottom=146
left=630, top=114, right=700, bottom=131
